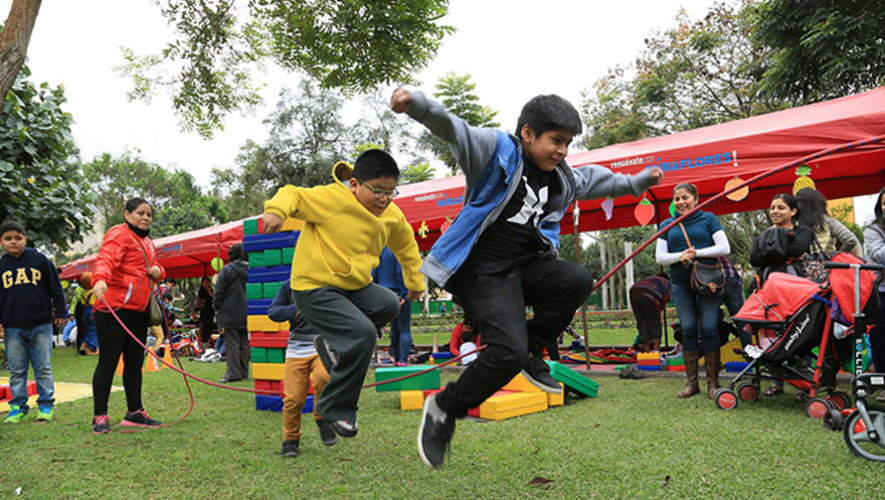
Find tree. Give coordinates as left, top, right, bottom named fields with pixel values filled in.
left=118, top=0, right=454, bottom=137
left=211, top=80, right=358, bottom=220
left=753, top=0, right=885, bottom=103
left=0, top=65, right=93, bottom=251
left=81, top=151, right=226, bottom=237
left=400, top=162, right=435, bottom=184
left=582, top=1, right=787, bottom=148
left=0, top=1, right=41, bottom=101
left=420, top=72, right=500, bottom=175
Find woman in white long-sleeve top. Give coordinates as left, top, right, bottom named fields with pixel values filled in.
left=863, top=187, right=885, bottom=374
left=656, top=183, right=731, bottom=399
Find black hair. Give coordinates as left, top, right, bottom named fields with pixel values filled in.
left=124, top=197, right=152, bottom=213
left=352, top=149, right=399, bottom=182
left=771, top=193, right=799, bottom=224
left=228, top=242, right=247, bottom=261
left=516, top=94, right=582, bottom=139
left=673, top=183, right=699, bottom=199
left=872, top=187, right=885, bottom=233
left=164, top=277, right=177, bottom=285
left=795, top=189, right=827, bottom=231
left=0, top=220, right=26, bottom=236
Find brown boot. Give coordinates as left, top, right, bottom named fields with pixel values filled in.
left=678, top=351, right=700, bottom=398
left=651, top=338, right=661, bottom=351
left=705, top=351, right=722, bottom=399
left=637, top=341, right=650, bottom=353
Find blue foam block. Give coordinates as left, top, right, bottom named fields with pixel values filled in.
left=247, top=299, right=273, bottom=316
left=302, top=395, right=314, bottom=414
left=243, top=232, right=299, bottom=252
left=256, top=394, right=283, bottom=412
left=248, top=265, right=291, bottom=283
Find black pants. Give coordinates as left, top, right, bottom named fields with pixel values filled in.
left=222, top=328, right=250, bottom=381
left=437, top=257, right=593, bottom=418
left=630, top=290, right=662, bottom=344
left=92, top=309, right=148, bottom=415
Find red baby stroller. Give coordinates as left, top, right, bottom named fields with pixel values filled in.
left=715, top=252, right=876, bottom=417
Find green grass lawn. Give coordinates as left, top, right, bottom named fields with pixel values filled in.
left=1, top=344, right=882, bottom=498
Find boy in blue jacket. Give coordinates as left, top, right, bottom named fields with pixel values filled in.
left=0, top=221, right=67, bottom=423
left=267, top=280, right=337, bottom=458
left=392, top=89, right=662, bottom=467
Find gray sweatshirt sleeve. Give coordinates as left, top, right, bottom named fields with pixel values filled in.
left=571, top=164, right=656, bottom=200
left=865, top=225, right=885, bottom=264
left=405, top=91, right=499, bottom=184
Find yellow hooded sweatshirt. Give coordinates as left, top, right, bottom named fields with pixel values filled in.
left=263, top=164, right=424, bottom=293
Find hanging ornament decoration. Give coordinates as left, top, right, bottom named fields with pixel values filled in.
left=61, top=280, right=70, bottom=289
left=601, top=198, right=614, bottom=220
left=634, top=197, right=655, bottom=226
left=792, top=164, right=816, bottom=194
left=669, top=200, right=676, bottom=218
left=725, top=176, right=749, bottom=201
left=440, top=217, right=452, bottom=234
left=211, top=257, right=224, bottom=272
left=418, top=220, right=429, bottom=238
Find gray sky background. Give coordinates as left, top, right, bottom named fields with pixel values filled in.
left=4, top=0, right=876, bottom=223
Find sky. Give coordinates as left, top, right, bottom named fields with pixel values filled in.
left=3, top=0, right=877, bottom=222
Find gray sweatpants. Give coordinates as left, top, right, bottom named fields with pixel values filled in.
left=293, top=283, right=399, bottom=421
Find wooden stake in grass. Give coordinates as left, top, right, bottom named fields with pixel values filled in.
left=432, top=335, right=439, bottom=353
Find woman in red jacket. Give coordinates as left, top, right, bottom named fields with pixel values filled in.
left=89, top=198, right=165, bottom=434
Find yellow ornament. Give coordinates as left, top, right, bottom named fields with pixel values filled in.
left=61, top=280, right=70, bottom=289
left=211, top=257, right=224, bottom=272
left=792, top=165, right=816, bottom=195
left=725, top=176, right=749, bottom=201
left=418, top=221, right=429, bottom=238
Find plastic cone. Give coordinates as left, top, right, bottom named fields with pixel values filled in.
left=144, top=347, right=162, bottom=372
left=116, top=354, right=124, bottom=376
left=162, top=345, right=173, bottom=367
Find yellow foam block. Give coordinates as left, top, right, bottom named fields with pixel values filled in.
left=0, top=378, right=121, bottom=413
left=281, top=218, right=303, bottom=231
left=636, top=352, right=661, bottom=361
left=501, top=372, right=542, bottom=393
left=252, top=362, right=285, bottom=381
left=479, top=392, right=548, bottom=421
left=547, top=383, right=565, bottom=407
left=247, top=315, right=288, bottom=333
left=720, top=337, right=744, bottom=364
left=400, top=390, right=425, bottom=411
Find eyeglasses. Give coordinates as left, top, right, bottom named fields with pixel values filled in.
left=358, top=179, right=399, bottom=200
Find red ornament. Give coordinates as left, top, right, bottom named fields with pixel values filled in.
left=440, top=217, right=452, bottom=234
left=634, top=198, right=655, bottom=226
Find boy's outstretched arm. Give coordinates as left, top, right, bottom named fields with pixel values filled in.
left=573, top=165, right=663, bottom=201
left=391, top=88, right=498, bottom=181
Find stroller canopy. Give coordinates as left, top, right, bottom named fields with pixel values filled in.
left=735, top=272, right=823, bottom=324
left=829, top=251, right=877, bottom=321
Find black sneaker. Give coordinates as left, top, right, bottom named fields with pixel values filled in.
left=316, top=419, right=338, bottom=446
left=313, top=336, right=338, bottom=373
left=417, top=394, right=455, bottom=468
left=121, top=409, right=162, bottom=428
left=92, top=415, right=111, bottom=435
left=521, top=353, right=562, bottom=394
left=331, top=418, right=358, bottom=438
left=281, top=439, right=300, bottom=458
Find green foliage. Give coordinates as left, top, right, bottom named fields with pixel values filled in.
left=421, top=72, right=499, bottom=175
left=211, top=80, right=360, bottom=220
left=119, top=0, right=454, bottom=137
left=400, top=162, right=435, bottom=184
left=581, top=1, right=788, bottom=149
left=753, top=0, right=885, bottom=102
left=80, top=151, right=226, bottom=237
left=0, top=66, right=93, bottom=252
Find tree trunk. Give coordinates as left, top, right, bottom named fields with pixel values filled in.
left=0, top=0, right=42, bottom=100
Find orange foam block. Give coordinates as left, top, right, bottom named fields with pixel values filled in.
left=501, top=372, right=542, bottom=393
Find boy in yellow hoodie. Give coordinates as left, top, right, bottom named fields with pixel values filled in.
left=262, top=149, right=425, bottom=438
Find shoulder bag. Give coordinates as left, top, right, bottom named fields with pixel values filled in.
left=795, top=236, right=830, bottom=284
left=679, top=222, right=725, bottom=297
left=136, top=238, right=164, bottom=326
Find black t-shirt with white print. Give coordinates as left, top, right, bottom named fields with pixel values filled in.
left=457, top=154, right=557, bottom=277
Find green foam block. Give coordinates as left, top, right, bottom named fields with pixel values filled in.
left=374, top=366, right=440, bottom=392
left=547, top=361, right=599, bottom=398
left=246, top=283, right=264, bottom=300
left=251, top=346, right=268, bottom=363
left=266, top=347, right=285, bottom=364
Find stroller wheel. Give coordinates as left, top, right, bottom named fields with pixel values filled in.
left=714, top=388, right=738, bottom=410
left=736, top=382, right=758, bottom=402
left=823, top=408, right=844, bottom=431
left=826, top=391, right=851, bottom=411
left=806, top=397, right=833, bottom=419
left=843, top=409, right=885, bottom=462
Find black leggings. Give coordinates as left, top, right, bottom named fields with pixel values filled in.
left=93, top=309, right=148, bottom=415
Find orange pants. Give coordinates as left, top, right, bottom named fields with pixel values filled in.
left=282, top=354, right=330, bottom=441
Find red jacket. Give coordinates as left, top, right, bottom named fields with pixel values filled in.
left=92, top=224, right=165, bottom=312
left=449, top=323, right=481, bottom=355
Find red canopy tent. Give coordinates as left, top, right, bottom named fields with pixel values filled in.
left=396, top=87, right=885, bottom=249
left=59, top=218, right=246, bottom=280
